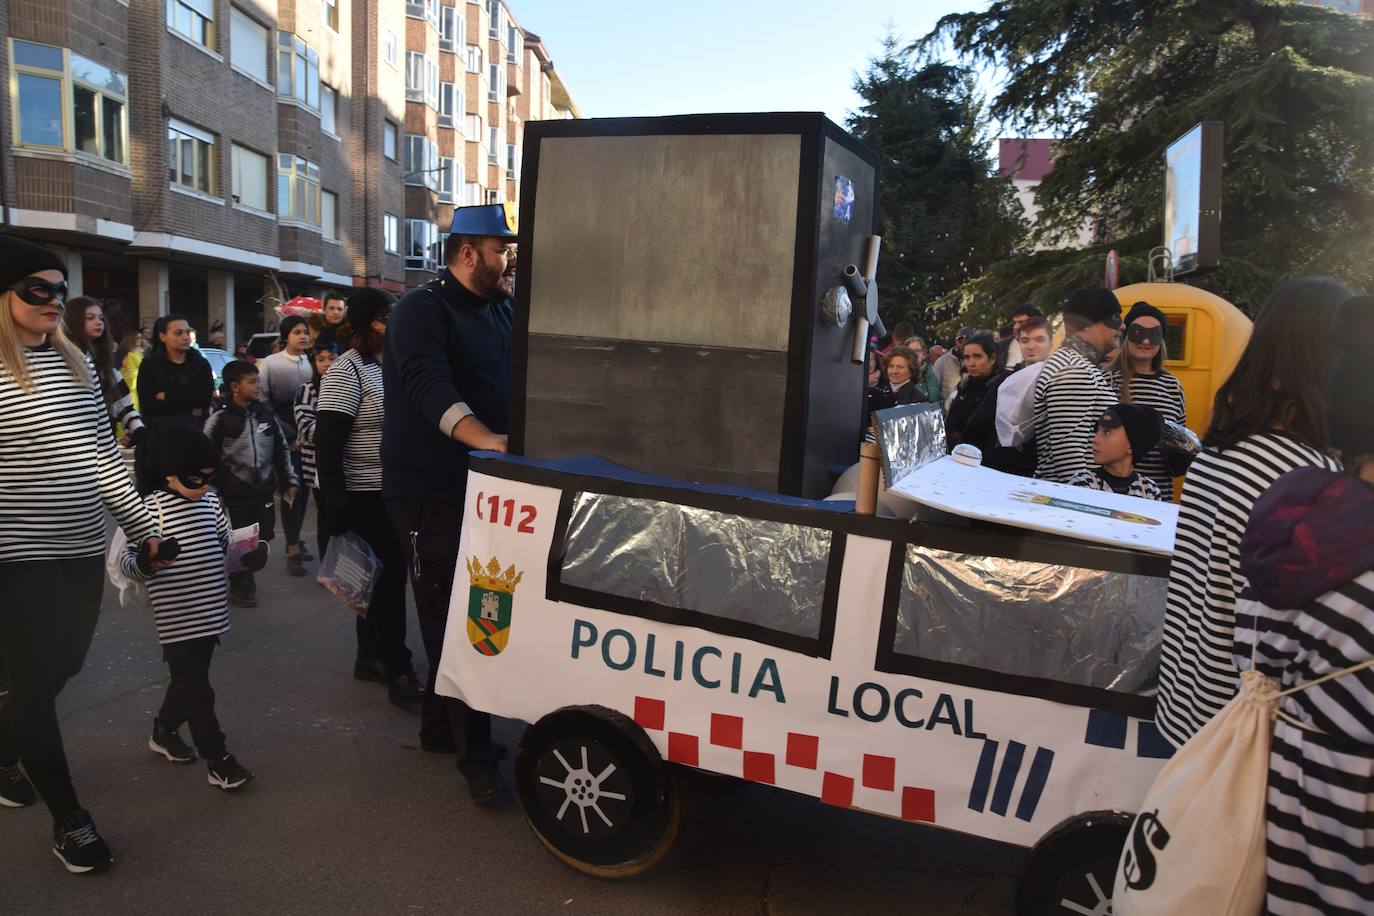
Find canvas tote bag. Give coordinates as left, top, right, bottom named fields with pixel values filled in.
left=1114, top=657, right=1374, bottom=915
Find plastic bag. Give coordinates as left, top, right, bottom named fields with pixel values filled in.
left=995, top=362, right=1045, bottom=447
left=105, top=526, right=150, bottom=609
left=226, top=523, right=265, bottom=573
left=317, top=531, right=381, bottom=616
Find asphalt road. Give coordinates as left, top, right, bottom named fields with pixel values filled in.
left=1, top=519, right=1022, bottom=915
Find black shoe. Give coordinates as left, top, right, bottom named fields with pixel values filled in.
left=353, top=658, right=387, bottom=684
left=298, top=547, right=315, bottom=562
left=0, top=761, right=36, bottom=807
left=149, top=719, right=198, bottom=765
left=388, top=673, right=422, bottom=713
left=286, top=554, right=307, bottom=577
left=229, top=579, right=257, bottom=608
left=467, top=769, right=505, bottom=805
left=207, top=753, right=254, bottom=791
left=52, top=809, right=113, bottom=873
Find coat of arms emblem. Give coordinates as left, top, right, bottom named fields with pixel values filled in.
left=466, top=556, right=523, bottom=656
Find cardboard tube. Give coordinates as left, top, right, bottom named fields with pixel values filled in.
left=851, top=315, right=869, bottom=363
left=842, top=264, right=867, bottom=302
left=856, top=441, right=880, bottom=515
left=863, top=236, right=882, bottom=280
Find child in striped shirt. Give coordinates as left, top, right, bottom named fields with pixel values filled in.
left=121, top=427, right=265, bottom=791
left=1067, top=403, right=1166, bottom=501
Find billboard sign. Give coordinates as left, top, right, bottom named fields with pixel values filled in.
left=1163, top=122, right=1223, bottom=275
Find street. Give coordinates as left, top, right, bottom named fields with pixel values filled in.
left=1, top=522, right=1022, bottom=915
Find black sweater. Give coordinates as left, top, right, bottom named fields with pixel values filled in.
left=136, top=349, right=213, bottom=420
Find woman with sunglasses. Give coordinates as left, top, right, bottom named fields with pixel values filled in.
left=61, top=297, right=146, bottom=449
left=1106, top=302, right=1186, bottom=493
left=134, top=314, right=213, bottom=494
left=0, top=235, right=167, bottom=872
left=1156, top=277, right=1350, bottom=751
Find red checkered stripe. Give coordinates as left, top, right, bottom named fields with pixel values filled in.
left=633, top=695, right=936, bottom=823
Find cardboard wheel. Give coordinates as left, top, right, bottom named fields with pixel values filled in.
left=1014, top=810, right=1131, bottom=916
left=516, top=705, right=682, bottom=879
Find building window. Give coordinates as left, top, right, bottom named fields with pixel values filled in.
left=383, top=120, right=398, bottom=160
left=486, top=0, right=502, bottom=39
left=383, top=29, right=399, bottom=69
left=229, top=8, right=269, bottom=83
left=439, top=81, right=454, bottom=126
left=506, top=142, right=519, bottom=179
left=465, top=113, right=481, bottom=139
left=439, top=5, right=464, bottom=52
left=404, top=134, right=439, bottom=189
left=383, top=213, right=400, bottom=253
left=405, top=219, right=439, bottom=271
left=320, top=84, right=338, bottom=135
left=277, top=154, right=321, bottom=225
left=321, top=0, right=339, bottom=32
left=231, top=144, right=269, bottom=210
left=464, top=181, right=481, bottom=206
left=10, top=41, right=128, bottom=164
left=322, top=190, right=338, bottom=241
left=465, top=43, right=482, bottom=74
left=405, top=52, right=439, bottom=109
left=278, top=34, right=320, bottom=110
left=168, top=0, right=215, bottom=48
left=406, top=0, right=439, bottom=29
left=485, top=188, right=500, bottom=204
left=438, top=155, right=455, bottom=202
left=506, top=24, right=522, bottom=63
left=488, top=126, right=499, bottom=164
left=487, top=62, right=505, bottom=102
left=168, top=119, right=215, bottom=195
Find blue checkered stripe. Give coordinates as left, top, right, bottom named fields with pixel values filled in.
left=967, top=739, right=1055, bottom=822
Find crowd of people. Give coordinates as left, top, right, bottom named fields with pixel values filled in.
left=0, top=213, right=1370, bottom=912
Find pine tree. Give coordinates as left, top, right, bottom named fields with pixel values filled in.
left=921, top=0, right=1374, bottom=318
left=847, top=34, right=1025, bottom=335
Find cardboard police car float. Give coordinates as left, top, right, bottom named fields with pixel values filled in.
left=434, top=115, right=1177, bottom=916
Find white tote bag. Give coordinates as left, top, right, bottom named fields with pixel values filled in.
left=994, top=362, right=1044, bottom=447
left=105, top=494, right=164, bottom=609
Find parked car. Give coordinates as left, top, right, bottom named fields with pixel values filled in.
left=198, top=346, right=234, bottom=412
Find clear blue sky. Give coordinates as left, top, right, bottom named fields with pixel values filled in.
left=512, top=0, right=987, bottom=127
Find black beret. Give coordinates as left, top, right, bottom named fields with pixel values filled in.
left=0, top=234, right=67, bottom=291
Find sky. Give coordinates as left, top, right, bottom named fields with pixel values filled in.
left=512, top=0, right=990, bottom=128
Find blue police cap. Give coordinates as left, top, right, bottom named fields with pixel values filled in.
left=447, top=202, right=518, bottom=238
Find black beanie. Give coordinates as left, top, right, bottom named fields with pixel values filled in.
left=1102, top=403, right=1164, bottom=461
left=159, top=426, right=221, bottom=480
left=0, top=234, right=67, bottom=291
left=1123, top=300, right=1167, bottom=329
left=1063, top=287, right=1122, bottom=324
left=1329, top=294, right=1374, bottom=456
left=346, top=287, right=395, bottom=331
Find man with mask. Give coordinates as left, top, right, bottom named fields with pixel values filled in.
left=383, top=204, right=516, bottom=804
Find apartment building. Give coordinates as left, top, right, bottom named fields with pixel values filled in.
left=0, top=0, right=577, bottom=345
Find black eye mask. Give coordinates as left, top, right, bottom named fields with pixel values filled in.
left=1127, top=326, right=1164, bottom=346
left=12, top=277, right=68, bottom=305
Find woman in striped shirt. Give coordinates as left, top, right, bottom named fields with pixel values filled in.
left=0, top=236, right=166, bottom=873
left=315, top=289, right=420, bottom=711
left=294, top=343, right=338, bottom=563
left=61, top=296, right=145, bottom=447
left=1107, top=301, right=1186, bottom=494
left=1155, top=277, right=1350, bottom=749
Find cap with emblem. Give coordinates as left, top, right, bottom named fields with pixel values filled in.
left=447, top=203, right=518, bottom=239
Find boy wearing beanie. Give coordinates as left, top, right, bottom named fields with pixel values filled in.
left=1067, top=403, right=1167, bottom=500
left=119, top=426, right=263, bottom=790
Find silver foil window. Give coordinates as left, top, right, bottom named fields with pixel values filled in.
left=561, top=492, right=832, bottom=639
left=876, top=404, right=946, bottom=487
left=893, top=546, right=1166, bottom=693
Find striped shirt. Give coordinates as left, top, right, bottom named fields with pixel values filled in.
left=1066, top=467, right=1164, bottom=501
left=1108, top=369, right=1186, bottom=492
left=1234, top=571, right=1374, bottom=916
left=120, top=490, right=231, bottom=645
left=1155, top=434, right=1340, bottom=747
left=316, top=349, right=384, bottom=492
left=106, top=367, right=145, bottom=439
left=1033, top=337, right=1116, bottom=482
left=294, top=380, right=320, bottom=489
left=0, top=344, right=158, bottom=562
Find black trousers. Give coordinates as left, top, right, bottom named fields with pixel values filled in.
left=158, top=636, right=226, bottom=760
left=225, top=497, right=276, bottom=591
left=281, top=451, right=309, bottom=551
left=349, top=491, right=412, bottom=678
left=312, top=487, right=332, bottom=562
left=0, top=556, right=105, bottom=822
left=387, top=496, right=495, bottom=779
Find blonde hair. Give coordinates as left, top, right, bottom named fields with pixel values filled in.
left=0, top=290, right=91, bottom=392
left=1109, top=332, right=1167, bottom=404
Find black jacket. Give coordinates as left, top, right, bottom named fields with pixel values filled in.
left=136, top=349, right=212, bottom=420
left=202, top=399, right=298, bottom=503
left=868, top=379, right=930, bottom=414
left=946, top=370, right=1006, bottom=450
left=964, top=366, right=1037, bottom=476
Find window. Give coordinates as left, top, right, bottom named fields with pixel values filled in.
left=405, top=219, right=439, bottom=271
left=407, top=0, right=439, bottom=28
left=439, top=81, right=455, bottom=126
left=321, top=190, right=338, bottom=241
left=486, top=0, right=502, bottom=38
left=405, top=52, right=439, bottom=109
left=10, top=41, right=128, bottom=164
left=463, top=181, right=481, bottom=206
left=465, top=43, right=482, bottom=74
left=404, top=134, right=439, bottom=189
left=439, top=5, right=465, bottom=52
left=277, top=153, right=321, bottom=225
left=168, top=0, right=215, bottom=48
left=320, top=84, right=338, bottom=135
left=231, top=144, right=269, bottom=210
left=506, top=142, right=519, bottom=179
left=278, top=34, right=320, bottom=110
left=488, top=126, right=499, bottom=164
left=383, top=213, right=400, bottom=253
left=438, top=155, right=455, bottom=202
left=383, top=29, right=399, bottom=69
left=321, top=0, right=339, bottom=32
left=485, top=187, right=500, bottom=204
left=229, top=8, right=269, bottom=83
left=168, top=120, right=215, bottom=194
left=382, top=120, right=398, bottom=160
left=488, top=62, right=507, bottom=102
left=506, top=24, right=522, bottom=63
left=465, top=113, right=481, bottom=139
